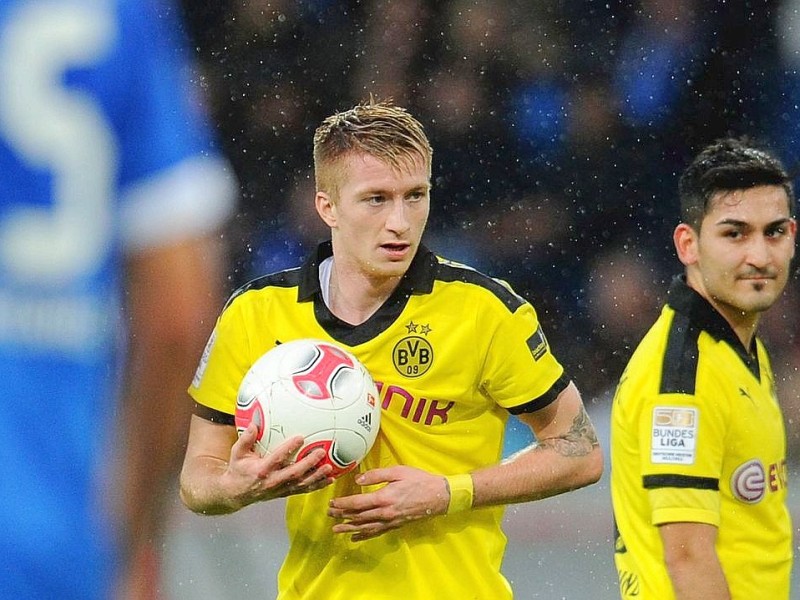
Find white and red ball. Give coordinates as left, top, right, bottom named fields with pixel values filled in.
left=235, top=339, right=380, bottom=478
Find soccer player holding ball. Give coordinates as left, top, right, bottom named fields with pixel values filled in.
left=610, top=138, right=796, bottom=598
left=180, top=100, right=603, bottom=599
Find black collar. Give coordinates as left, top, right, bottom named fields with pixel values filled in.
left=666, top=274, right=761, bottom=373
left=297, top=240, right=438, bottom=302
left=296, top=241, right=438, bottom=345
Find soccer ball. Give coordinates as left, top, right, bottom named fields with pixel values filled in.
left=234, top=339, right=381, bottom=478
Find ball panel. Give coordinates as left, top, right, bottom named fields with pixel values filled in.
left=296, top=437, right=357, bottom=478
left=234, top=339, right=381, bottom=478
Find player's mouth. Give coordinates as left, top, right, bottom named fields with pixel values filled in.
left=737, top=273, right=777, bottom=292
left=380, top=242, right=411, bottom=260
left=737, top=273, right=776, bottom=284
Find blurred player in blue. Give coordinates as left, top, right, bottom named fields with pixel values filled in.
left=0, top=0, right=237, bottom=598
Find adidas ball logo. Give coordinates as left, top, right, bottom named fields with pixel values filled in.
left=357, top=412, right=373, bottom=432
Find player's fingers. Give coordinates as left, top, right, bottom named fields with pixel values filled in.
left=257, top=447, right=325, bottom=482
left=354, top=466, right=406, bottom=486
left=328, top=493, right=371, bottom=514
left=293, top=474, right=335, bottom=496
left=231, top=422, right=259, bottom=457
left=332, top=520, right=399, bottom=541
left=268, top=435, right=305, bottom=465
left=327, top=497, right=386, bottom=519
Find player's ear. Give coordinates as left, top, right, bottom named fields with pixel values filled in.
left=673, top=223, right=698, bottom=266
left=316, top=191, right=337, bottom=228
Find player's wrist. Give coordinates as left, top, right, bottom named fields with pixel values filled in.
left=444, top=474, right=474, bottom=514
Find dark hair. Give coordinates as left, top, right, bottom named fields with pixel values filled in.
left=678, top=137, right=795, bottom=229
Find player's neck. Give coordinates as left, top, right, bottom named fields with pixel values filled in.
left=685, top=274, right=760, bottom=354
left=326, top=259, right=400, bottom=326
left=717, top=307, right=760, bottom=354
left=701, top=294, right=760, bottom=353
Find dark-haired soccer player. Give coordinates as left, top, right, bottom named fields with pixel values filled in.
left=180, top=100, right=603, bottom=599
left=610, top=137, right=796, bottom=598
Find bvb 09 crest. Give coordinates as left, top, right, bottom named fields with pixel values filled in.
left=392, top=335, right=433, bottom=378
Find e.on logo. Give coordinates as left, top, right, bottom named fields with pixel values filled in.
left=731, top=460, right=766, bottom=503
left=730, top=459, right=787, bottom=503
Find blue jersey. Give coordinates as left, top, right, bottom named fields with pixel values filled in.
left=0, top=0, right=236, bottom=598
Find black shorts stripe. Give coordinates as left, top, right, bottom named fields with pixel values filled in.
left=660, top=312, right=700, bottom=395
left=642, top=474, right=719, bottom=490
left=193, top=402, right=235, bottom=426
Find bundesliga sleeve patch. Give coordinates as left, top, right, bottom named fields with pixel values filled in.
left=650, top=406, right=698, bottom=465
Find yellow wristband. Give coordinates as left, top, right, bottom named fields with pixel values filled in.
left=445, top=474, right=473, bottom=514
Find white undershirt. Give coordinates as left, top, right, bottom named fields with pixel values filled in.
left=319, top=256, right=334, bottom=308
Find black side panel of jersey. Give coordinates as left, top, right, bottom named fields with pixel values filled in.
left=435, top=263, right=525, bottom=312
left=659, top=312, right=700, bottom=395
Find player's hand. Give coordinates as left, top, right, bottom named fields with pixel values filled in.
left=327, top=466, right=449, bottom=541
left=223, top=423, right=334, bottom=507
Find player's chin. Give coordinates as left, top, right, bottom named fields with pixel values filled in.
left=737, top=291, right=780, bottom=314
left=373, top=257, right=412, bottom=278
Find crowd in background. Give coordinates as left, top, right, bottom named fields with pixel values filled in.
left=178, top=0, right=800, bottom=453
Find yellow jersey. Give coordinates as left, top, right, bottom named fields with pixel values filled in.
left=190, top=242, right=570, bottom=599
left=610, top=276, right=792, bottom=599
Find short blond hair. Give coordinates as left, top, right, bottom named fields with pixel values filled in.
left=313, top=100, right=433, bottom=195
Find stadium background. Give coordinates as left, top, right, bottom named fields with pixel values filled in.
left=164, top=1, right=800, bottom=597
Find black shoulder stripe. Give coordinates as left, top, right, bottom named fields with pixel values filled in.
left=193, top=402, right=235, bottom=426
left=507, top=374, right=570, bottom=415
left=642, top=474, right=719, bottom=490
left=223, top=268, right=302, bottom=311
left=436, top=262, right=525, bottom=312
left=660, top=312, right=700, bottom=395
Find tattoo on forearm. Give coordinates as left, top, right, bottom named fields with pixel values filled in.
left=536, top=407, right=599, bottom=457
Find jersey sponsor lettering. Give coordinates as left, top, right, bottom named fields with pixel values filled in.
left=768, top=459, right=788, bottom=492
left=650, top=406, right=697, bottom=464
left=377, top=381, right=454, bottom=425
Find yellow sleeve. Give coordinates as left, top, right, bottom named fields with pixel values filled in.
left=188, top=293, right=270, bottom=417
left=482, top=300, right=565, bottom=411
left=639, top=392, right=728, bottom=526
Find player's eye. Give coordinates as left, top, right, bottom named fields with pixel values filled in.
left=766, top=226, right=786, bottom=238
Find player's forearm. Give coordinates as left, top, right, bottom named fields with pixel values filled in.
left=666, top=557, right=730, bottom=599
left=661, top=522, right=730, bottom=599
left=467, top=381, right=603, bottom=507
left=470, top=439, right=603, bottom=508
